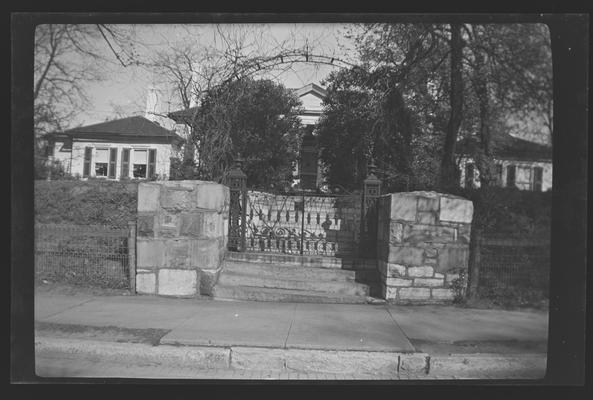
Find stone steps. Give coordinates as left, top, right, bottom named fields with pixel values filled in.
left=223, top=260, right=357, bottom=282
left=225, top=251, right=343, bottom=269
left=215, top=252, right=373, bottom=303
left=218, top=270, right=369, bottom=296
left=212, top=284, right=369, bottom=304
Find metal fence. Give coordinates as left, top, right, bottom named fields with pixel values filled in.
left=35, top=223, right=136, bottom=289
left=478, top=235, right=550, bottom=293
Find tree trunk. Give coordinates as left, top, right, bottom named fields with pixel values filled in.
left=440, top=23, right=464, bottom=190
left=467, top=219, right=482, bottom=299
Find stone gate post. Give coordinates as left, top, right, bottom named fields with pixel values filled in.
left=376, top=191, right=473, bottom=303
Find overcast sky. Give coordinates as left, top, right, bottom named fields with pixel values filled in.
left=75, top=23, right=357, bottom=127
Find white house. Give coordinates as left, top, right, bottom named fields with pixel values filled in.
left=456, top=134, right=553, bottom=191
left=45, top=116, right=183, bottom=180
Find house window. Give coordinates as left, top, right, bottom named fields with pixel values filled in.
left=465, top=163, right=475, bottom=188
left=533, top=166, right=543, bottom=192
left=506, top=165, right=516, bottom=188
left=133, top=149, right=148, bottom=178
left=495, top=164, right=503, bottom=186
left=94, top=148, right=109, bottom=177
left=516, top=166, right=532, bottom=190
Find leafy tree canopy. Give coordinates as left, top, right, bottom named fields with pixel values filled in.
left=192, top=78, right=304, bottom=190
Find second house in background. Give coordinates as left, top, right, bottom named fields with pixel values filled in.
left=45, top=116, right=183, bottom=180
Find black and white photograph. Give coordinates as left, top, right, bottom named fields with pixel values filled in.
left=10, top=12, right=588, bottom=385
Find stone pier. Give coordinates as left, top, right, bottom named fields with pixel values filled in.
left=135, top=180, right=229, bottom=297
left=376, top=191, right=473, bottom=303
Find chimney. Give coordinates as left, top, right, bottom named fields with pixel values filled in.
left=145, top=86, right=159, bottom=123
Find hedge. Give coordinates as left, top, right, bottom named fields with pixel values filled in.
left=35, top=180, right=139, bottom=227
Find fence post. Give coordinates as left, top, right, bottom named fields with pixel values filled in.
left=128, top=220, right=137, bottom=294
left=226, top=157, right=247, bottom=251
left=361, top=162, right=382, bottom=257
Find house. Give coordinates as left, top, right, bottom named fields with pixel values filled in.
left=167, top=83, right=329, bottom=189
left=45, top=116, right=183, bottom=180
left=456, top=134, right=553, bottom=191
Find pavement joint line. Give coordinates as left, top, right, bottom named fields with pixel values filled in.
left=38, top=297, right=97, bottom=320
left=283, top=302, right=298, bottom=349
left=383, top=304, right=419, bottom=352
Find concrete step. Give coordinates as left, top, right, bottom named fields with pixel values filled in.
left=225, top=251, right=343, bottom=269
left=223, top=260, right=357, bottom=282
left=218, top=271, right=369, bottom=296
left=212, top=284, right=369, bottom=304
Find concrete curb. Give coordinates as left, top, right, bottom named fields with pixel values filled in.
left=35, top=337, right=546, bottom=379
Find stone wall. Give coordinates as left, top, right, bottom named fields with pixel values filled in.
left=376, top=191, right=473, bottom=303
left=135, top=180, right=229, bottom=297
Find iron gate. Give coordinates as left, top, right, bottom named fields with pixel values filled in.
left=225, top=160, right=382, bottom=257
left=243, top=191, right=361, bottom=256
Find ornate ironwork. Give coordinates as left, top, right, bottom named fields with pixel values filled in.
left=226, top=157, right=247, bottom=251
left=360, top=162, right=382, bottom=257
left=244, top=190, right=361, bottom=256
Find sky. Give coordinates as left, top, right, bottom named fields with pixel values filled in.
left=73, top=23, right=357, bottom=127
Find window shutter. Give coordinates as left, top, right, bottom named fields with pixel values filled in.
left=465, top=163, right=475, bottom=188
left=121, top=148, right=130, bottom=179
left=496, top=164, right=503, bottom=186
left=83, top=147, right=92, bottom=177
left=108, top=148, right=118, bottom=178
left=148, top=149, right=157, bottom=179
left=506, top=165, right=516, bottom=188
left=533, top=167, right=543, bottom=192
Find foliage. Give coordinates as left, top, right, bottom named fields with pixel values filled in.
left=192, top=78, right=304, bottom=189
left=458, top=186, right=552, bottom=237
left=450, top=269, right=468, bottom=303
left=35, top=180, right=138, bottom=227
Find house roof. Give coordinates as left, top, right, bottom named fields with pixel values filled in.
left=47, top=116, right=183, bottom=142
left=168, top=83, right=328, bottom=124
left=291, top=83, right=327, bottom=99
left=456, top=134, right=552, bottom=161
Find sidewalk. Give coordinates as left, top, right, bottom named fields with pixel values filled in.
left=34, top=292, right=549, bottom=380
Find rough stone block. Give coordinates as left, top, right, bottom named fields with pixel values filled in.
left=389, top=193, right=418, bottom=222
left=413, top=277, right=444, bottom=287
left=402, top=225, right=457, bottom=244
left=157, top=269, right=198, bottom=296
left=424, top=247, right=439, bottom=258
left=156, top=212, right=180, bottom=238
left=398, top=287, right=431, bottom=300
left=434, top=272, right=444, bottom=279
left=200, top=211, right=224, bottom=239
left=407, top=266, right=434, bottom=278
left=385, top=263, right=407, bottom=277
left=417, top=196, right=439, bottom=212
left=196, top=183, right=226, bottom=212
left=161, top=188, right=193, bottom=211
left=179, top=213, right=203, bottom=237
left=137, top=239, right=165, bottom=268
left=138, top=183, right=160, bottom=212
left=199, top=267, right=221, bottom=296
left=437, top=246, right=469, bottom=273
left=385, top=277, right=413, bottom=287
left=189, top=239, right=222, bottom=269
left=431, top=288, right=455, bottom=301
left=387, top=246, right=425, bottom=266
left=389, top=221, right=403, bottom=244
left=166, top=239, right=190, bottom=268
left=439, top=196, right=474, bottom=223
left=445, top=273, right=460, bottom=284
left=136, top=214, right=155, bottom=237
left=457, top=224, right=472, bottom=244
left=136, top=273, right=156, bottom=294
left=382, top=284, right=398, bottom=300
left=416, top=211, right=436, bottom=225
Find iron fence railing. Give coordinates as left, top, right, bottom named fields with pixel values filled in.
left=35, top=223, right=135, bottom=289
left=478, top=235, right=550, bottom=293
